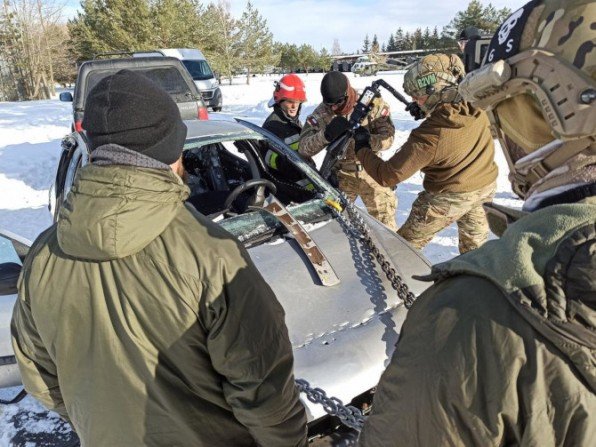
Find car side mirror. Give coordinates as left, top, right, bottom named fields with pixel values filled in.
left=0, top=262, right=21, bottom=296
left=59, top=92, right=73, bottom=102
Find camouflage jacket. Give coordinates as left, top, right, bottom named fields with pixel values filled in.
left=298, top=94, right=394, bottom=165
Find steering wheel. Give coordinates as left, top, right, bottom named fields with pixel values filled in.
left=223, top=179, right=277, bottom=211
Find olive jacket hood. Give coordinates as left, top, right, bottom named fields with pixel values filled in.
left=12, top=161, right=307, bottom=446
left=359, top=196, right=596, bottom=446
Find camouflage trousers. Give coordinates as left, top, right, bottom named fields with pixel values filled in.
left=398, top=183, right=496, bottom=254
left=338, top=167, right=398, bottom=231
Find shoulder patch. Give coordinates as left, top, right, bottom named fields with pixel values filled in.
left=381, top=106, right=390, bottom=117
left=307, top=116, right=319, bottom=127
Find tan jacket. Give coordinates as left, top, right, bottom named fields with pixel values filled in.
left=298, top=94, right=395, bottom=167
left=12, top=163, right=307, bottom=446
left=357, top=102, right=498, bottom=193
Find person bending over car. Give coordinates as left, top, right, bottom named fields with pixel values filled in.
left=355, top=54, right=498, bottom=254
left=11, top=69, right=307, bottom=447
left=359, top=1, right=596, bottom=445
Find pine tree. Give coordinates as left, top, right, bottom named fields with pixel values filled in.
left=371, top=34, right=380, bottom=53
left=203, top=1, right=240, bottom=85
left=237, top=1, right=275, bottom=84
left=279, top=43, right=299, bottom=72
left=394, top=28, right=405, bottom=51
left=362, top=34, right=370, bottom=53
left=387, top=33, right=395, bottom=52
left=68, top=0, right=154, bottom=61
left=317, top=47, right=331, bottom=72
left=422, top=27, right=431, bottom=49
left=444, top=0, right=512, bottom=42
left=296, top=44, right=316, bottom=73
left=151, top=0, right=206, bottom=49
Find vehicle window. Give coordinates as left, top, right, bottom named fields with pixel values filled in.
left=0, top=236, right=20, bottom=264
left=86, top=68, right=192, bottom=102
left=182, top=60, right=214, bottom=81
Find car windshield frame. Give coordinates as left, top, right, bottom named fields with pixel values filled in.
left=182, top=132, right=341, bottom=246
left=182, top=60, right=214, bottom=81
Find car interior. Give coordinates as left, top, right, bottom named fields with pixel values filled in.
left=183, top=137, right=318, bottom=219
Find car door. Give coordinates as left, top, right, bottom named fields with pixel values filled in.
left=50, top=132, right=90, bottom=221
left=0, top=230, right=31, bottom=388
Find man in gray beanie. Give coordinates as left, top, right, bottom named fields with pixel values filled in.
left=11, top=69, right=307, bottom=446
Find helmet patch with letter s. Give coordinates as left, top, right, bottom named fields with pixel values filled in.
left=486, top=0, right=541, bottom=63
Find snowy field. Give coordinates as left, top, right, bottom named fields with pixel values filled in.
left=0, top=71, right=522, bottom=443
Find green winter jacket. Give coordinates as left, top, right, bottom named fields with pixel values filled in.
left=11, top=164, right=307, bottom=446
left=359, top=196, right=596, bottom=446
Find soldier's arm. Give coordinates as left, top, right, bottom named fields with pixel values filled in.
left=298, top=114, right=329, bottom=159
left=368, top=101, right=395, bottom=152
left=11, top=292, right=70, bottom=422
left=357, top=122, right=439, bottom=188
left=201, top=243, right=307, bottom=447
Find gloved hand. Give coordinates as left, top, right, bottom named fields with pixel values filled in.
left=405, top=102, right=426, bottom=120
left=324, top=116, right=351, bottom=142
left=353, top=127, right=370, bottom=154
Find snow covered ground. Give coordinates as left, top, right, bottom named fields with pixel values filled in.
left=0, top=71, right=522, bottom=443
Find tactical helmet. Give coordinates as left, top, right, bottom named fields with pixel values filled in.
left=459, top=0, right=595, bottom=208
left=273, top=74, right=306, bottom=104
left=403, top=54, right=465, bottom=115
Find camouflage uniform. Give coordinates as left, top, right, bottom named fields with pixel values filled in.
left=398, top=183, right=496, bottom=253
left=299, top=95, right=398, bottom=230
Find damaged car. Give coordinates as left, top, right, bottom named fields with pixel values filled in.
left=0, top=118, right=431, bottom=445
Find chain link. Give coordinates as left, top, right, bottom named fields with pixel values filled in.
left=295, top=379, right=366, bottom=432
left=338, top=192, right=417, bottom=309
left=295, top=194, right=419, bottom=432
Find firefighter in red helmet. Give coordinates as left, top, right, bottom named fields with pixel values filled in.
left=261, top=74, right=315, bottom=186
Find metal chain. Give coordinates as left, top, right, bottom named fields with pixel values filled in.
left=295, top=378, right=366, bottom=432
left=339, top=192, right=417, bottom=309
left=294, top=194, right=419, bottom=433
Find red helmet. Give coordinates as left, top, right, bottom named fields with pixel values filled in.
left=273, top=74, right=306, bottom=103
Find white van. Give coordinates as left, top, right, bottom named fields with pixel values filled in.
left=134, top=48, right=223, bottom=112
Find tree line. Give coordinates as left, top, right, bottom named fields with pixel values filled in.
left=362, top=1, right=511, bottom=53
left=1, top=0, right=511, bottom=101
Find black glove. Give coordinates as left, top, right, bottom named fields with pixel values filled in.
left=324, top=116, right=351, bottom=142
left=405, top=102, right=426, bottom=120
left=353, top=127, right=370, bottom=154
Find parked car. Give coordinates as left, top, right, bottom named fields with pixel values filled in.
left=134, top=49, right=223, bottom=112
left=0, top=119, right=431, bottom=444
left=59, top=56, right=209, bottom=132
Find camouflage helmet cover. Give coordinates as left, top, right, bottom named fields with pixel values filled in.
left=403, top=54, right=465, bottom=113
left=459, top=0, right=596, bottom=205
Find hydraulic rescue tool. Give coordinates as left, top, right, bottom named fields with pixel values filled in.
left=319, top=79, right=424, bottom=182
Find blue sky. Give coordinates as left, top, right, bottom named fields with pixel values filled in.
left=63, top=0, right=522, bottom=53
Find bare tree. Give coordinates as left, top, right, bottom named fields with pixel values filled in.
left=0, top=0, right=68, bottom=100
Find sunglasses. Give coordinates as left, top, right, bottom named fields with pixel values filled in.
left=324, top=94, right=347, bottom=107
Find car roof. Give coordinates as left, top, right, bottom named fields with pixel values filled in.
left=183, top=119, right=262, bottom=144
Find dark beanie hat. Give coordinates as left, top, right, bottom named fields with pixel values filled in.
left=82, top=69, right=187, bottom=165
left=320, top=71, right=349, bottom=104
